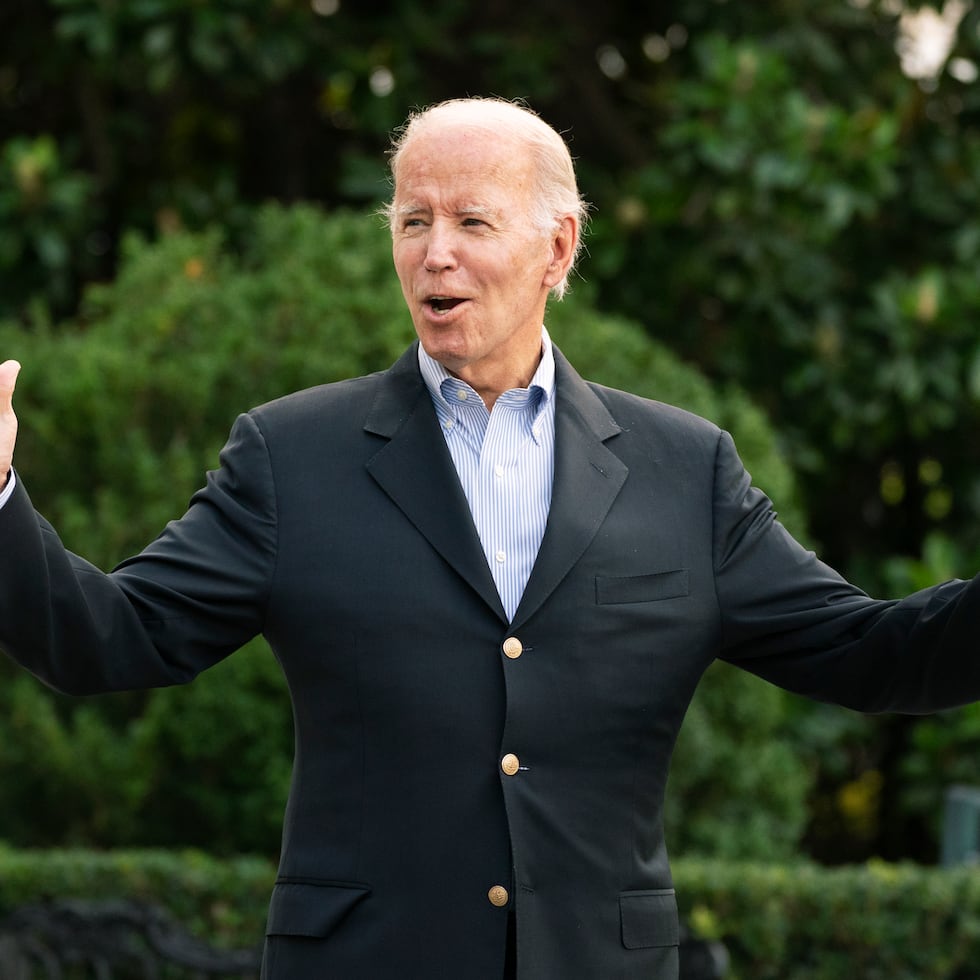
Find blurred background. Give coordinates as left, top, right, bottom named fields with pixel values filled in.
left=1, top=0, right=979, bottom=969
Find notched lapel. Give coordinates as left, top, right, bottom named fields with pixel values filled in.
left=512, top=351, right=628, bottom=626
left=364, top=346, right=508, bottom=622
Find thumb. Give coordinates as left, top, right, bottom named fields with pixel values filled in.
left=1, top=359, right=21, bottom=480
left=0, top=359, right=21, bottom=405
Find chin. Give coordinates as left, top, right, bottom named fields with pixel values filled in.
left=419, top=336, right=467, bottom=369
left=431, top=352, right=469, bottom=375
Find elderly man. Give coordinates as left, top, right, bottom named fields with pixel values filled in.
left=1, top=97, right=979, bottom=980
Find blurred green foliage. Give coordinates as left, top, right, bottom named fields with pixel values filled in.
left=585, top=26, right=980, bottom=580
left=3, top=848, right=979, bottom=978
left=677, top=858, right=980, bottom=979
left=0, top=845, right=273, bottom=949
left=4, top=0, right=978, bottom=573
left=0, top=135, right=98, bottom=319
left=2, top=0, right=980, bottom=866
left=0, top=203, right=810, bottom=859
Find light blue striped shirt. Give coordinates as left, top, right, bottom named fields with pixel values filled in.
left=418, top=330, right=556, bottom=621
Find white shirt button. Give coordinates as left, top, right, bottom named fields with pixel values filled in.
left=495, top=550, right=506, bottom=564
left=457, top=389, right=469, bottom=401
left=494, top=463, right=504, bottom=478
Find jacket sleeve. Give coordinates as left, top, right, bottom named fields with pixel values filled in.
left=0, top=412, right=277, bottom=695
left=713, top=430, right=980, bottom=713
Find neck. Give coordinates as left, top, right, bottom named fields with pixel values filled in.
left=451, top=355, right=541, bottom=411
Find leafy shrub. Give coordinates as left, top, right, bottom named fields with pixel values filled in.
left=676, top=858, right=980, bottom=980
left=0, top=203, right=809, bottom=858
left=0, top=845, right=273, bottom=950
left=0, top=136, right=98, bottom=320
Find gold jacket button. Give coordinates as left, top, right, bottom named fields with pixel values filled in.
left=488, top=885, right=510, bottom=907
left=501, top=753, right=520, bottom=776
left=502, top=636, right=523, bottom=659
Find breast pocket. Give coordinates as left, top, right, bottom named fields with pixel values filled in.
left=595, top=570, right=689, bottom=605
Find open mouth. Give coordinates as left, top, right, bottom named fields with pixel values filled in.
left=428, top=296, right=466, bottom=314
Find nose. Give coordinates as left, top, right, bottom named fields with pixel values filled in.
left=423, top=221, right=458, bottom=272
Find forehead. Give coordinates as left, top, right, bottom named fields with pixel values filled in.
left=392, top=123, right=536, bottom=210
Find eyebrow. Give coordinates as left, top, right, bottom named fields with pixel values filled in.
left=457, top=204, right=500, bottom=220
left=393, top=203, right=502, bottom=222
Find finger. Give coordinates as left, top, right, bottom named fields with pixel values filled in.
left=0, top=360, right=21, bottom=413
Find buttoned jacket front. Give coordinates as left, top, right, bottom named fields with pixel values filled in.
left=2, top=343, right=979, bottom=980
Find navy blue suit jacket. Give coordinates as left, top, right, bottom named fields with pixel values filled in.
left=2, top=344, right=979, bottom=978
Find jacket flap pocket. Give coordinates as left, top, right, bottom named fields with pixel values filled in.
left=266, top=880, right=371, bottom=938
left=596, top=570, right=689, bottom=605
left=620, top=889, right=679, bottom=950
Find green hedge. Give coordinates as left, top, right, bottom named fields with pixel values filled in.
left=0, top=845, right=273, bottom=951
left=2, top=849, right=977, bottom=978
left=676, top=859, right=980, bottom=980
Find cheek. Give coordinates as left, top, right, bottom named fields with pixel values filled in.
left=392, top=250, right=416, bottom=295
left=392, top=237, right=419, bottom=268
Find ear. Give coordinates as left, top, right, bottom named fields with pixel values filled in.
left=542, top=215, right=578, bottom=289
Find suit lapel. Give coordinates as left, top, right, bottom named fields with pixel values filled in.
left=512, top=349, right=628, bottom=627
left=364, top=346, right=508, bottom=622
left=363, top=344, right=628, bottom=628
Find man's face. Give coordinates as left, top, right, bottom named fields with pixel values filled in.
left=391, top=122, right=566, bottom=395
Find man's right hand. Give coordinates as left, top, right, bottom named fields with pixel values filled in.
left=0, top=360, right=21, bottom=486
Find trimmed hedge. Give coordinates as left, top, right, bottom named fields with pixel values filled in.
left=0, top=845, right=273, bottom=952
left=676, top=859, right=980, bottom=980
left=1, top=848, right=978, bottom=978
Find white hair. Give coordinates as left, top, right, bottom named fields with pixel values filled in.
left=384, top=97, right=590, bottom=300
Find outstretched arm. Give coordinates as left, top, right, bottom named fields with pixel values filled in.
left=0, top=407, right=276, bottom=695
left=0, top=360, right=19, bottom=489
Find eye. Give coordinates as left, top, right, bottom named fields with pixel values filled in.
left=400, top=217, right=428, bottom=234
left=462, top=217, right=487, bottom=228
